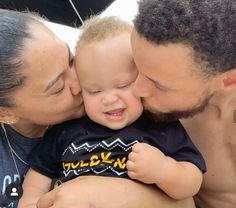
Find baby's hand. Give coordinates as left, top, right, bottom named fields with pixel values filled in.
left=126, top=143, right=166, bottom=184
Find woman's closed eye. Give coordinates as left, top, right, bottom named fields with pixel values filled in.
left=53, top=84, right=65, bottom=95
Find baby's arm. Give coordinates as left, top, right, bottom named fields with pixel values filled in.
left=127, top=143, right=203, bottom=200
left=18, top=168, right=51, bottom=208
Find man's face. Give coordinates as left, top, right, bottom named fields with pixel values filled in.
left=131, top=29, right=214, bottom=121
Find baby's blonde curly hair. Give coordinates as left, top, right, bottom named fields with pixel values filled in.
left=77, top=15, right=132, bottom=46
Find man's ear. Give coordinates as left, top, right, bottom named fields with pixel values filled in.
left=221, top=68, right=236, bottom=89
left=0, top=107, right=19, bottom=124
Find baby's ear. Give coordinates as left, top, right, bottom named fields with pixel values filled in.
left=0, top=107, right=19, bottom=124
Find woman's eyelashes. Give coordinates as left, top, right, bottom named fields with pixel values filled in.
left=52, top=78, right=66, bottom=95
left=54, top=84, right=65, bottom=94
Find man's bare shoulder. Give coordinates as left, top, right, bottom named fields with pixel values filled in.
left=181, top=105, right=236, bottom=208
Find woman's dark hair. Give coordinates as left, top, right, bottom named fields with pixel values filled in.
left=0, top=9, right=37, bottom=107
left=134, top=0, right=236, bottom=75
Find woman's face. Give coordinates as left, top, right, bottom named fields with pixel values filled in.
left=9, top=22, right=84, bottom=125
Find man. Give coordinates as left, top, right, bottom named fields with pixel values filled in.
left=131, top=0, right=236, bottom=208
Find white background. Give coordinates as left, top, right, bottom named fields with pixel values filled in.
left=44, top=0, right=139, bottom=52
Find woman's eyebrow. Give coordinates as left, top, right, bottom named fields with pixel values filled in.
left=44, top=73, right=63, bottom=92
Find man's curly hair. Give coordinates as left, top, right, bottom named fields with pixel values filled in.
left=134, top=0, right=236, bottom=75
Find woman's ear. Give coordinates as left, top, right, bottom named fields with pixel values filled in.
left=0, top=107, right=19, bottom=124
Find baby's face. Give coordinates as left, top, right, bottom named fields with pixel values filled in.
left=75, top=33, right=143, bottom=129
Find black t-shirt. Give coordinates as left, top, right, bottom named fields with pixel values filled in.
left=29, top=114, right=206, bottom=185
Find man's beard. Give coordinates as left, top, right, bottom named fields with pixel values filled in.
left=144, top=93, right=213, bottom=122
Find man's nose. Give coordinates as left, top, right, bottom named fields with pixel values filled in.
left=133, top=74, right=152, bottom=98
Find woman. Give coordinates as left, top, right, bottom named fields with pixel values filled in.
left=0, top=8, right=84, bottom=207
left=0, top=9, right=194, bottom=208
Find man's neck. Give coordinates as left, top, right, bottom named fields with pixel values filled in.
left=208, top=89, right=236, bottom=119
